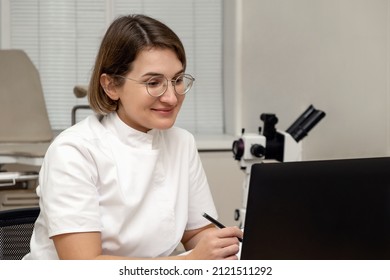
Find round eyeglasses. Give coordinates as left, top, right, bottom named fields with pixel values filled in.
left=114, top=73, right=195, bottom=97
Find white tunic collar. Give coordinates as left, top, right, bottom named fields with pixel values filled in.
left=102, top=112, right=157, bottom=150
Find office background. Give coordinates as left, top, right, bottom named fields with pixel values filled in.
left=209, top=0, right=390, bottom=226
left=1, top=0, right=390, bottom=226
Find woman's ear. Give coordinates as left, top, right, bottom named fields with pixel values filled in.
left=100, top=73, right=119, bottom=101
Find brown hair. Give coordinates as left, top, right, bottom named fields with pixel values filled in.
left=88, top=14, right=186, bottom=114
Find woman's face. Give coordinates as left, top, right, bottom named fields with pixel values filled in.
left=103, top=48, right=186, bottom=132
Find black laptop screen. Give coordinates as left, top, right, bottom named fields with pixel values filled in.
left=241, top=157, right=390, bottom=260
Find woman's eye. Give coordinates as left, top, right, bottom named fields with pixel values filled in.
left=175, top=76, right=184, bottom=84
left=147, top=79, right=162, bottom=88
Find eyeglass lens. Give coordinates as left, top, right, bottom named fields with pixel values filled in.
left=146, top=74, right=193, bottom=97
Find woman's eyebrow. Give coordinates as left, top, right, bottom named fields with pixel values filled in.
left=142, top=69, right=185, bottom=77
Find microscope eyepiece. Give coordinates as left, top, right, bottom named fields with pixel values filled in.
left=286, top=105, right=326, bottom=142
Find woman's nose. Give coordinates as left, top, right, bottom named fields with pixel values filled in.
left=159, top=83, right=178, bottom=105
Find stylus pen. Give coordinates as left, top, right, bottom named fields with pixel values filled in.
left=202, top=212, right=243, bottom=242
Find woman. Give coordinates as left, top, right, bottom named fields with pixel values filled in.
left=24, top=14, right=242, bottom=260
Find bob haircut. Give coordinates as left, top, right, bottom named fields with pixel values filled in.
left=88, top=14, right=186, bottom=115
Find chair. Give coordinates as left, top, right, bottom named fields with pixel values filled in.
left=0, top=207, right=40, bottom=260
left=0, top=49, right=53, bottom=168
left=71, top=85, right=91, bottom=125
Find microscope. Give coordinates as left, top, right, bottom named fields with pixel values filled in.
left=232, top=105, right=325, bottom=227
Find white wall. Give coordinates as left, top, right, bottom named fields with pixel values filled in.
left=239, top=0, right=390, bottom=160
left=199, top=152, right=244, bottom=227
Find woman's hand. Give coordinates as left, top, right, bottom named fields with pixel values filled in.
left=182, top=225, right=243, bottom=260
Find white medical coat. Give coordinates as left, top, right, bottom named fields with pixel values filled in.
left=24, top=112, right=217, bottom=259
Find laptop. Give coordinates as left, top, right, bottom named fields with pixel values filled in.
left=240, top=157, right=390, bottom=260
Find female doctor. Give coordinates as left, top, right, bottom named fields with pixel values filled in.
left=23, top=14, right=242, bottom=260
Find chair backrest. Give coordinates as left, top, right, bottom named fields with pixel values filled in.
left=0, top=207, right=40, bottom=259
left=0, top=49, right=53, bottom=143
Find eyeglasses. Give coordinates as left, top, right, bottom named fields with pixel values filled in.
left=114, top=73, right=195, bottom=97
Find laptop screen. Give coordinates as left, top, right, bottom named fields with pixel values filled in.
left=240, top=157, right=390, bottom=260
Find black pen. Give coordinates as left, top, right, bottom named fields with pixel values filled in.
left=202, top=212, right=243, bottom=242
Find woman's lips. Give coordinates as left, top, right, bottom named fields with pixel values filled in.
left=151, top=107, right=175, bottom=115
